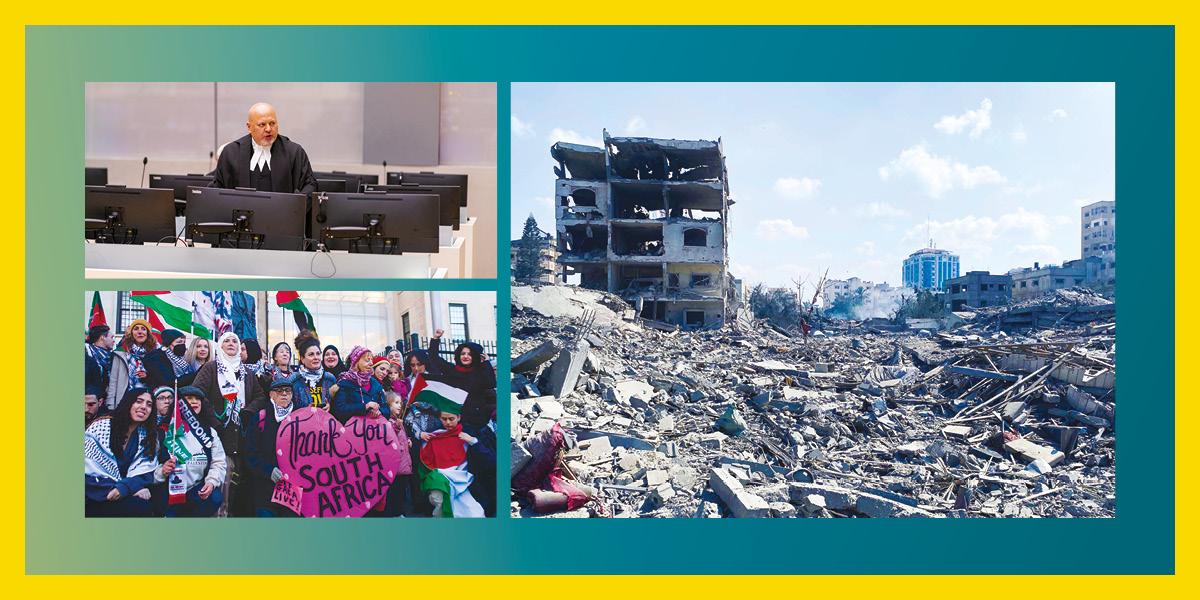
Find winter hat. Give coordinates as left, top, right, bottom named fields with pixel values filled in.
left=160, top=329, right=186, bottom=346
left=152, top=386, right=174, bottom=399
left=177, top=385, right=205, bottom=400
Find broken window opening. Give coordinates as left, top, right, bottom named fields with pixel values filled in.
left=561, top=224, right=608, bottom=259
left=611, top=182, right=666, bottom=219
left=690, top=274, right=712, bottom=287
left=683, top=228, right=707, bottom=247
left=611, top=224, right=664, bottom=257
left=568, top=189, right=597, bottom=206
left=668, top=273, right=680, bottom=288
left=685, top=311, right=705, bottom=327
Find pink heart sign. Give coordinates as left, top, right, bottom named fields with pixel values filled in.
left=276, top=407, right=403, bottom=518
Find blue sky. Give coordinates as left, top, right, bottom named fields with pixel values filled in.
left=510, top=82, right=1114, bottom=289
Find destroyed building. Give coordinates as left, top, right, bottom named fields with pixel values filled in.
left=1009, top=258, right=1103, bottom=301
left=551, top=130, right=734, bottom=329
left=1080, top=200, right=1116, bottom=282
left=943, top=271, right=1012, bottom=310
left=509, top=284, right=1116, bottom=519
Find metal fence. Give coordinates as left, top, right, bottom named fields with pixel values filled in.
left=389, top=334, right=498, bottom=364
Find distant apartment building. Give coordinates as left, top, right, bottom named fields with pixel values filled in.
left=1081, top=200, right=1116, bottom=282
left=902, top=247, right=960, bottom=291
left=1009, top=257, right=1102, bottom=301
left=510, top=227, right=558, bottom=285
left=942, top=271, right=1012, bottom=310
left=552, top=130, right=733, bottom=329
left=823, top=277, right=875, bottom=307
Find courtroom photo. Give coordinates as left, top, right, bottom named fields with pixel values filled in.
left=83, top=290, right=499, bottom=518
left=83, top=83, right=497, bottom=279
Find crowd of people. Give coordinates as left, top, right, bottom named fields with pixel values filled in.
left=85, top=321, right=497, bottom=518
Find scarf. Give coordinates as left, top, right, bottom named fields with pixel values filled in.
left=86, top=344, right=113, bottom=379
left=165, top=346, right=195, bottom=378
left=123, top=344, right=148, bottom=386
left=268, top=364, right=293, bottom=381
left=337, top=346, right=374, bottom=388
left=84, top=418, right=156, bottom=482
left=273, top=401, right=294, bottom=421
left=299, top=365, right=325, bottom=387
left=214, top=332, right=245, bottom=421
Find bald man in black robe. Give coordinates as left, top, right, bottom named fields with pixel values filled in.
left=211, top=103, right=318, bottom=194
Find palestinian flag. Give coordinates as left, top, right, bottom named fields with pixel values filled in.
left=131, top=292, right=211, bottom=338
left=88, top=291, right=107, bottom=329
left=145, top=308, right=167, bottom=345
left=416, top=424, right=485, bottom=518
left=277, top=291, right=316, bottom=334
left=410, top=374, right=468, bottom=416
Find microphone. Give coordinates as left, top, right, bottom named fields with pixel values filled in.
left=140, top=157, right=148, bottom=187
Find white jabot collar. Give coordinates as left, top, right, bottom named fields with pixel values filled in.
left=250, top=138, right=275, bottom=171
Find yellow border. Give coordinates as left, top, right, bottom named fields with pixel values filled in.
left=5, top=7, right=1184, bottom=595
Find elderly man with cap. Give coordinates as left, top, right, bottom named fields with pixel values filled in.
left=152, top=385, right=227, bottom=518
left=143, top=329, right=197, bottom=391
left=210, top=102, right=318, bottom=194
left=245, top=377, right=300, bottom=517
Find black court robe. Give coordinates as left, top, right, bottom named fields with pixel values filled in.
left=210, top=134, right=318, bottom=195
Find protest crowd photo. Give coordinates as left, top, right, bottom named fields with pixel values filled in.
left=84, top=290, right=498, bottom=518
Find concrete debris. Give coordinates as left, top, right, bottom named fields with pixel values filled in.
left=510, top=284, right=1116, bottom=518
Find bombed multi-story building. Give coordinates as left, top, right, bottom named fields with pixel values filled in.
left=551, top=130, right=733, bottom=329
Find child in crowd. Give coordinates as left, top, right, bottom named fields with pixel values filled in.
left=384, top=392, right=414, bottom=517
left=415, top=406, right=485, bottom=518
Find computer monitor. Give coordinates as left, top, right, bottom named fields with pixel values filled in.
left=361, top=183, right=461, bottom=230
left=312, top=171, right=379, bottom=193
left=185, top=187, right=308, bottom=251
left=84, top=186, right=176, bottom=245
left=385, top=171, right=468, bottom=208
left=316, top=179, right=348, bottom=193
left=85, top=167, right=108, bottom=186
left=148, top=173, right=216, bottom=216
left=312, top=192, right=439, bottom=254
left=148, top=173, right=215, bottom=200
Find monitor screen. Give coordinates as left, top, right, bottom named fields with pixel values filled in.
left=313, top=171, right=379, bottom=193
left=84, top=186, right=176, bottom=245
left=361, top=183, right=461, bottom=230
left=185, top=187, right=307, bottom=251
left=316, top=179, right=349, bottom=193
left=85, top=167, right=108, bottom=186
left=148, top=173, right=215, bottom=200
left=385, top=172, right=468, bottom=207
left=313, top=192, right=439, bottom=254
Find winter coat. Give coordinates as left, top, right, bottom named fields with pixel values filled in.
left=143, top=347, right=197, bottom=391
left=244, top=407, right=290, bottom=510
left=191, top=360, right=266, bottom=456
left=106, top=351, right=132, bottom=411
left=427, top=338, right=497, bottom=430
left=288, top=370, right=337, bottom=410
left=331, top=375, right=385, bottom=423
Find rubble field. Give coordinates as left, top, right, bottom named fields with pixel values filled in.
left=509, top=286, right=1117, bottom=519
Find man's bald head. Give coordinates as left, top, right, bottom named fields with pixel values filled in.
left=246, top=103, right=278, bottom=146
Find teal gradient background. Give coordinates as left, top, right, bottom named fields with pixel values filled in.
left=28, top=25, right=1172, bottom=575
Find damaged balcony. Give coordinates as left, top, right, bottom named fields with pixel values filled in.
left=610, top=181, right=667, bottom=220
left=558, top=223, right=608, bottom=262
left=551, top=142, right=606, bottom=180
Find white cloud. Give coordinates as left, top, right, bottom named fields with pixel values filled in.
left=857, top=202, right=905, bottom=218
left=511, top=115, right=535, bottom=138
left=878, top=144, right=1007, bottom=198
left=773, top=176, right=822, bottom=199
left=1001, top=182, right=1045, bottom=196
left=1046, top=108, right=1069, bottom=122
left=813, top=252, right=833, bottom=261
left=900, top=207, right=1071, bottom=266
left=625, top=116, right=646, bottom=134
left=934, top=98, right=993, bottom=138
left=1011, top=125, right=1027, bottom=142
left=856, top=241, right=876, bottom=256
left=549, top=127, right=602, bottom=148
left=755, top=219, right=810, bottom=242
